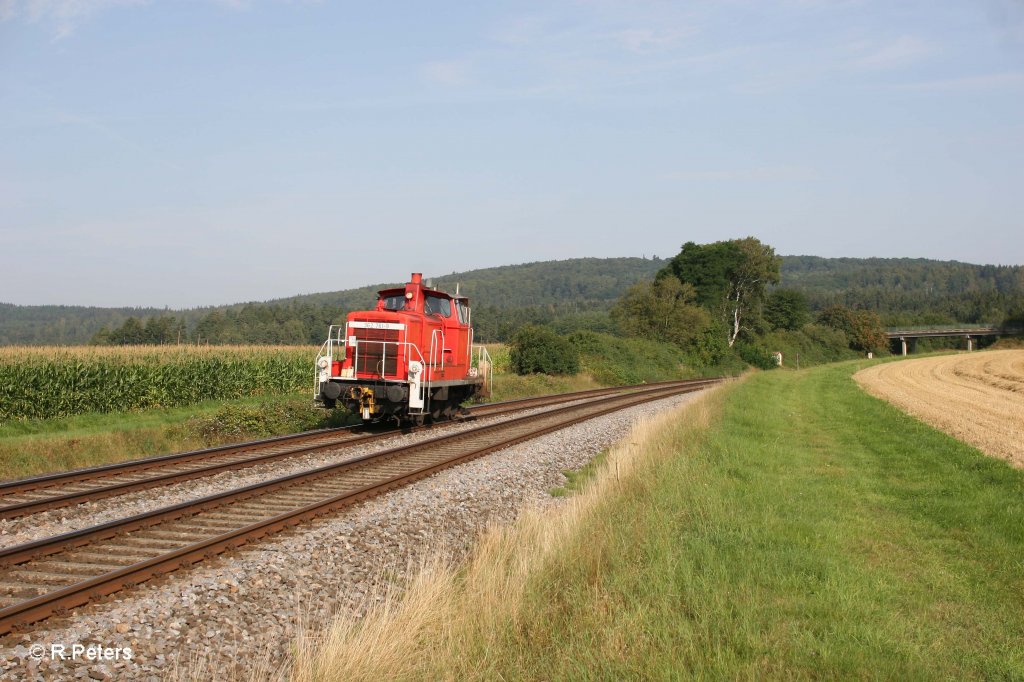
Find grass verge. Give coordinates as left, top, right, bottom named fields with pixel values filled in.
left=291, top=361, right=1024, bottom=680
left=0, top=393, right=356, bottom=481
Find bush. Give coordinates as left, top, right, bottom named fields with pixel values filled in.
left=180, top=397, right=354, bottom=442
left=509, top=326, right=581, bottom=376
left=686, top=323, right=733, bottom=368
left=761, top=324, right=859, bottom=368
left=568, top=331, right=687, bottom=384
left=735, top=342, right=778, bottom=370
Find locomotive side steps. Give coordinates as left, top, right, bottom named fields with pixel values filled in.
left=0, top=379, right=720, bottom=519
left=0, top=378, right=720, bottom=634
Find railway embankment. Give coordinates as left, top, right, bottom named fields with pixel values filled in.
left=293, top=361, right=1024, bottom=680
left=0, top=391, right=704, bottom=680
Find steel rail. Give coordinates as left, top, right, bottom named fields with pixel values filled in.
left=0, top=379, right=718, bottom=520
left=0, top=380, right=718, bottom=634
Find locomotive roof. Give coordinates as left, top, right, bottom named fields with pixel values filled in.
left=377, top=286, right=467, bottom=301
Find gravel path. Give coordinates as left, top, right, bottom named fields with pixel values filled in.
left=0, top=392, right=700, bottom=681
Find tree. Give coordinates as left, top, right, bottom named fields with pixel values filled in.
left=113, top=317, right=146, bottom=344
left=764, top=289, right=810, bottom=331
left=610, top=276, right=710, bottom=348
left=660, top=237, right=780, bottom=347
left=659, top=240, right=744, bottom=308
left=818, top=305, right=888, bottom=354
left=508, top=325, right=580, bottom=375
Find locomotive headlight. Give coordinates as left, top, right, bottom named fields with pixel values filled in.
left=405, top=292, right=413, bottom=299
left=317, top=357, right=330, bottom=370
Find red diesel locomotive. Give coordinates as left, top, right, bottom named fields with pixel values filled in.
left=314, top=273, right=491, bottom=423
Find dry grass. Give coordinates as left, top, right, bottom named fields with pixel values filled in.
left=855, top=349, right=1024, bottom=467
left=285, top=383, right=726, bottom=681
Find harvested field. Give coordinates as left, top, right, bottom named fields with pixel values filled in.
left=855, top=350, right=1024, bottom=467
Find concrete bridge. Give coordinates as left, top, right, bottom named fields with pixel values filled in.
left=885, top=326, right=1021, bottom=355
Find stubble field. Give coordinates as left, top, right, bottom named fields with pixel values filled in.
left=855, top=349, right=1024, bottom=467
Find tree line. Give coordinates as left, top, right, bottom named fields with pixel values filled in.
left=508, top=237, right=900, bottom=376
left=43, top=251, right=1024, bottom=348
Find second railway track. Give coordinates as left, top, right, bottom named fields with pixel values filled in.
left=0, top=379, right=717, bottom=520
left=0, top=379, right=717, bottom=634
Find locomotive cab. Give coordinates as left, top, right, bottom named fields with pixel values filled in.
left=314, top=273, right=490, bottom=424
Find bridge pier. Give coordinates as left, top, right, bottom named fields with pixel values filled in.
left=901, top=337, right=907, bottom=356
left=966, top=335, right=973, bottom=352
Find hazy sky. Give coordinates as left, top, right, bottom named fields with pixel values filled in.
left=2, top=0, right=1023, bottom=308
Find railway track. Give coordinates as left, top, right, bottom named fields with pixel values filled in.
left=0, top=379, right=716, bottom=634
left=0, top=379, right=716, bottom=520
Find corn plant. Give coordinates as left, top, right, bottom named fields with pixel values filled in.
left=0, top=345, right=318, bottom=422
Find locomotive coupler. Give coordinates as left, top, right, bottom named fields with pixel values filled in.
left=349, top=386, right=378, bottom=421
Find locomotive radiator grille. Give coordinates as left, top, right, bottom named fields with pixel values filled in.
left=353, top=328, right=401, bottom=376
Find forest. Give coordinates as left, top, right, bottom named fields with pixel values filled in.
left=2, top=253, right=1022, bottom=346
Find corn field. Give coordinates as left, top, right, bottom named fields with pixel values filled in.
left=0, top=345, right=318, bottom=422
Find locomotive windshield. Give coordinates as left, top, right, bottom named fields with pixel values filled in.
left=381, top=294, right=406, bottom=311
left=424, top=295, right=451, bottom=317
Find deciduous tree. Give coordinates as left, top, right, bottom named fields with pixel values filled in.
left=660, top=237, right=780, bottom=347
left=611, top=276, right=709, bottom=349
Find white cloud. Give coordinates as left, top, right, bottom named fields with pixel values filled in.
left=421, top=59, right=473, bottom=87
left=850, top=35, right=932, bottom=70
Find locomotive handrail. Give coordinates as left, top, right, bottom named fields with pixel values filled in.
left=472, top=342, right=493, bottom=396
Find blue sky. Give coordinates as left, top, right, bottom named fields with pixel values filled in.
left=1, top=0, right=1022, bottom=307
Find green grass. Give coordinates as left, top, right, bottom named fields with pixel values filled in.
left=471, top=362, right=1024, bottom=679
left=0, top=393, right=292, bottom=439
left=549, top=447, right=612, bottom=498
left=0, top=392, right=356, bottom=481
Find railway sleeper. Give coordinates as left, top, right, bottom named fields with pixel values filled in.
left=0, top=584, right=50, bottom=598
left=198, top=511, right=266, bottom=523
left=6, top=570, right=88, bottom=585
left=64, top=551, right=148, bottom=567
left=243, top=501, right=303, bottom=513
left=22, top=561, right=108, bottom=577
left=159, top=520, right=235, bottom=532
left=174, top=520, right=245, bottom=531
left=114, top=537, right=193, bottom=550
left=90, top=543, right=168, bottom=558
left=225, top=502, right=295, bottom=514
left=135, top=529, right=209, bottom=541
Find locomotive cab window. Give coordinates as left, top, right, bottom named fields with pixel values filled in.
left=424, top=295, right=451, bottom=318
left=381, top=294, right=406, bottom=311
left=455, top=300, right=469, bottom=324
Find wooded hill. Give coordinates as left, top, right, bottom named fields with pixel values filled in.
left=2, top=255, right=1021, bottom=345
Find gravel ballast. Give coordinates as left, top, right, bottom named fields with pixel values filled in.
left=0, top=392, right=701, bottom=681
left=0, top=401, right=596, bottom=550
